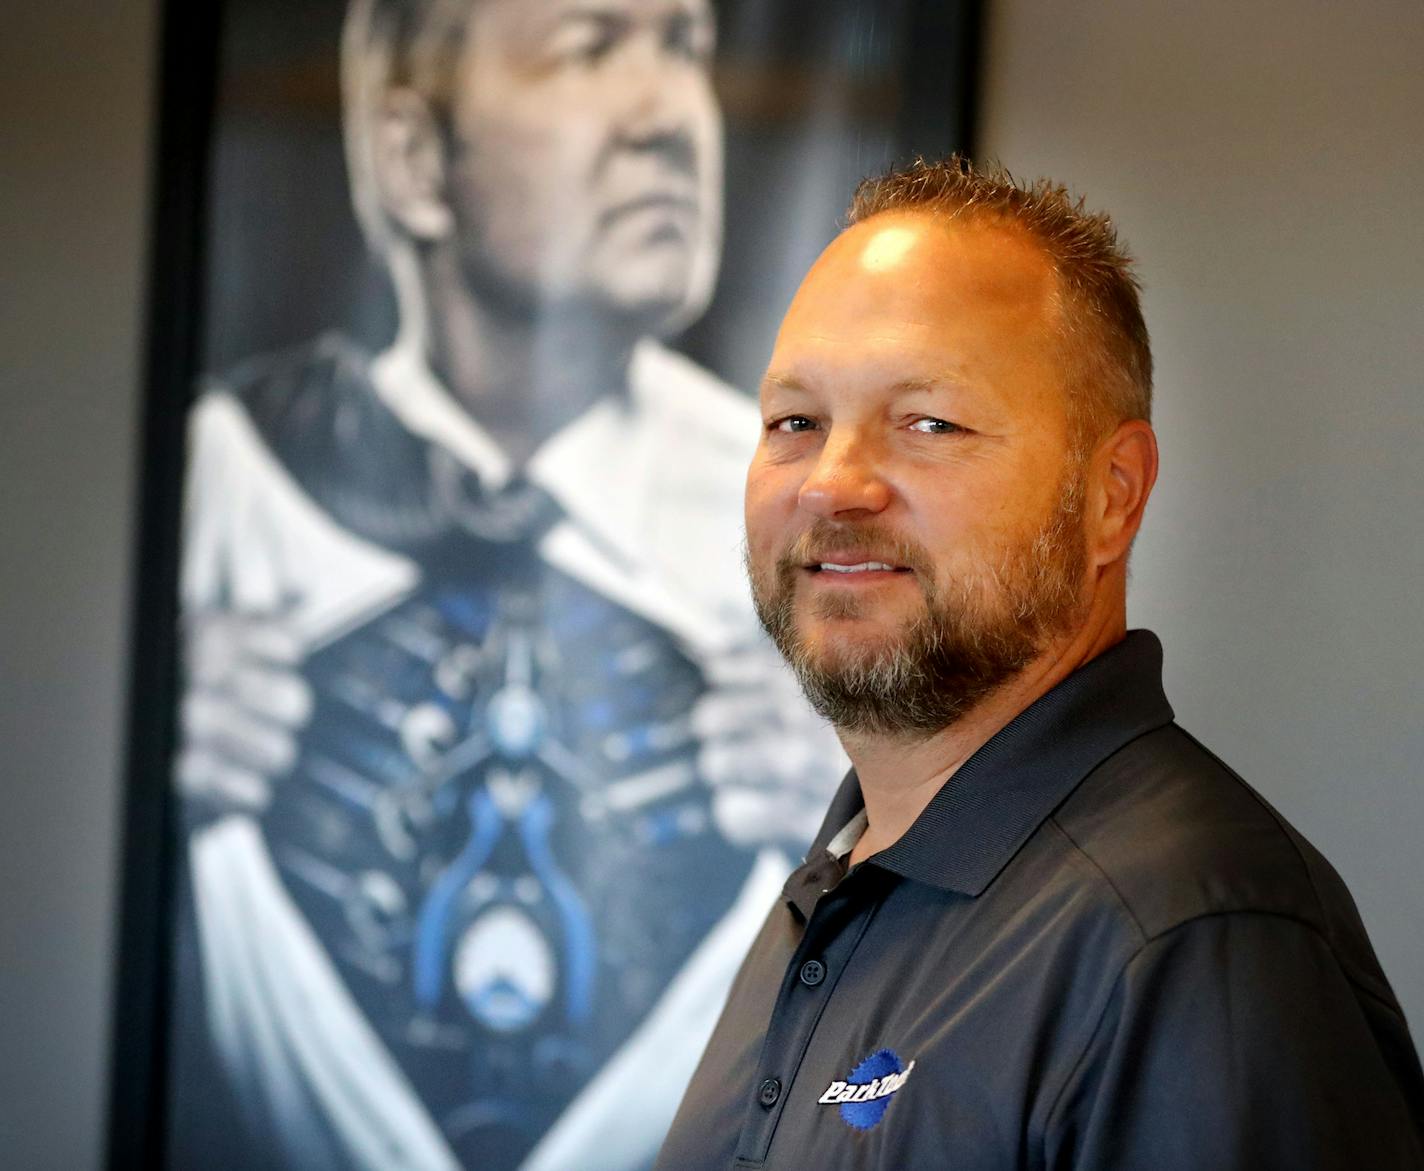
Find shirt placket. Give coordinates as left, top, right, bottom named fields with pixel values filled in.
left=732, top=864, right=887, bottom=1168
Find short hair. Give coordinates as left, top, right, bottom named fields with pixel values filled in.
left=341, top=0, right=471, bottom=255
left=847, top=155, right=1152, bottom=453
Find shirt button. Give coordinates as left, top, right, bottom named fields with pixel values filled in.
left=758, top=1078, right=782, bottom=1108
left=799, top=959, right=826, bottom=987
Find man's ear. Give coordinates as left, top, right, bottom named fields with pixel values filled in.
left=371, top=87, right=454, bottom=243
left=1088, top=419, right=1159, bottom=569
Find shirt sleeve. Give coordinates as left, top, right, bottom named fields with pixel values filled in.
left=1044, top=911, right=1424, bottom=1170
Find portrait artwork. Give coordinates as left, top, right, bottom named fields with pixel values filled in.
left=153, top=1, right=978, bottom=1167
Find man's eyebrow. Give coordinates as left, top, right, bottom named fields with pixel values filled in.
left=553, top=1, right=708, bottom=25
left=551, top=6, right=626, bottom=27
left=758, top=373, right=973, bottom=395
left=887, top=374, right=973, bottom=395
left=760, top=372, right=808, bottom=393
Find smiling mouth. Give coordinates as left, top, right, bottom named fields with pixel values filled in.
left=805, top=560, right=915, bottom=578
left=783, top=527, right=928, bottom=584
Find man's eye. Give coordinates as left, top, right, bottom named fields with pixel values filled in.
left=667, top=13, right=716, bottom=64
left=548, top=18, right=624, bottom=67
left=772, top=415, right=817, bottom=433
left=908, top=417, right=961, bottom=435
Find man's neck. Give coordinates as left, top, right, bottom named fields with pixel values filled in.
left=842, top=609, right=1126, bottom=869
left=415, top=250, right=643, bottom=468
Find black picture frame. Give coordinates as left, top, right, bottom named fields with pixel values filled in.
left=107, top=1, right=223, bottom=1167
left=106, top=3, right=983, bottom=1166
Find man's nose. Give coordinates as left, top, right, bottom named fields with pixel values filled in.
left=619, top=40, right=699, bottom=155
left=797, top=430, right=893, bottom=520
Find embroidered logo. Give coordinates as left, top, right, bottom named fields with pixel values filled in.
left=818, top=1048, right=915, bottom=1131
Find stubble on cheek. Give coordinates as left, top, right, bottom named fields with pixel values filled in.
left=743, top=470, right=1091, bottom=737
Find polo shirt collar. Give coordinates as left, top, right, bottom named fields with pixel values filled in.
left=803, top=629, right=1175, bottom=899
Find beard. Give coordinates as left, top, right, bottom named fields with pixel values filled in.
left=748, top=470, right=1088, bottom=739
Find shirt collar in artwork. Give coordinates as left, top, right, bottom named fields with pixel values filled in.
left=370, top=339, right=755, bottom=655
left=798, top=630, right=1176, bottom=900
left=370, top=341, right=517, bottom=491
left=369, top=339, right=643, bottom=545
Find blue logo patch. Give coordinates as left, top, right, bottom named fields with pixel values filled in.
left=817, top=1048, right=915, bottom=1131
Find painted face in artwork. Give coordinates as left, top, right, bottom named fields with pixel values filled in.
left=446, top=0, right=723, bottom=329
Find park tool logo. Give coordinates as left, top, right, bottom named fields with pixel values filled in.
left=817, top=1048, right=915, bottom=1131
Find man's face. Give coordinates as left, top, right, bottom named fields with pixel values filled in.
left=444, top=0, right=722, bottom=328
left=745, top=213, right=1090, bottom=736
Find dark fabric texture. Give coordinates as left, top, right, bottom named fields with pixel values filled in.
left=655, top=631, right=1424, bottom=1170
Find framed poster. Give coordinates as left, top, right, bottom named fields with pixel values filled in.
left=111, top=1, right=980, bottom=1167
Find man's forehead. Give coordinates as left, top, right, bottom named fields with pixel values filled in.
left=777, top=216, right=1055, bottom=341
left=828, top=213, right=1056, bottom=301
left=763, top=213, right=1067, bottom=414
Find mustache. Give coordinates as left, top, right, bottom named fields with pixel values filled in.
left=777, top=520, right=936, bottom=579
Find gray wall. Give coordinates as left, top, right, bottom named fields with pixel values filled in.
left=981, top=0, right=1424, bottom=1030
left=1, top=2, right=1420, bottom=1168
left=0, top=1, right=156, bottom=1169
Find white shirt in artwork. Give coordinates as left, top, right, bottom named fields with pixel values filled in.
left=183, top=336, right=764, bottom=658
left=179, top=336, right=816, bottom=1171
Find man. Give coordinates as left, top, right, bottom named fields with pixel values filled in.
left=655, top=157, right=1424, bottom=1169
left=173, top=1, right=837, bottom=1168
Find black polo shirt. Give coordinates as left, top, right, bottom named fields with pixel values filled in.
left=655, top=631, right=1424, bottom=1170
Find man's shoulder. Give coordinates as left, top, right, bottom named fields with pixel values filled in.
left=199, top=332, right=442, bottom=546
left=1052, top=724, right=1394, bottom=1001
left=210, top=331, right=379, bottom=441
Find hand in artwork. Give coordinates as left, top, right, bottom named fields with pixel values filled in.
left=175, top=607, right=314, bottom=814
left=693, top=638, right=845, bottom=850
